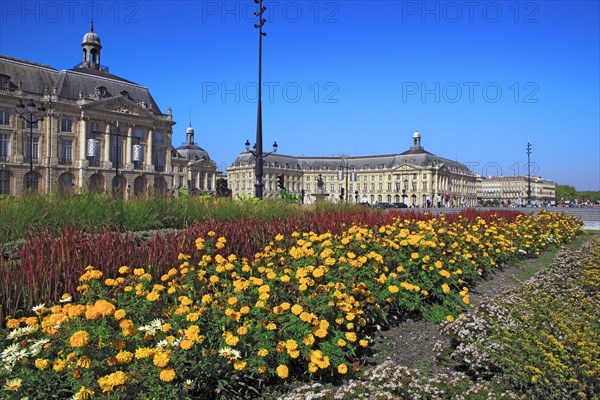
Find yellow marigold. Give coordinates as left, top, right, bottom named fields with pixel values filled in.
left=266, top=322, right=277, bottom=331
left=359, top=339, right=369, bottom=347
left=74, top=386, right=95, bottom=400
left=291, top=304, right=303, bottom=315
left=233, top=360, right=247, bottom=371
left=275, top=234, right=284, bottom=241
left=446, top=315, right=455, bottom=323
left=411, top=252, right=420, bottom=260
left=133, top=268, right=145, bottom=276
left=146, top=291, right=160, bottom=302
left=118, top=266, right=129, bottom=274
left=338, top=339, right=347, bottom=347
left=439, top=269, right=451, bottom=278
left=153, top=351, right=170, bottom=367
left=35, top=358, right=50, bottom=370
left=258, top=365, right=267, bottom=374
left=77, top=356, right=92, bottom=368
left=314, top=328, right=327, bottom=338
left=276, top=364, right=289, bottom=379
left=115, top=351, right=133, bottom=364
left=388, top=285, right=399, bottom=294
left=258, top=348, right=269, bottom=357
left=345, top=332, right=357, bottom=342
left=135, top=347, right=153, bottom=359
left=53, top=359, right=67, bottom=372
left=5, top=318, right=20, bottom=329
left=442, top=283, right=451, bottom=294
left=70, top=330, right=91, bottom=348
left=113, top=309, right=126, bottom=321
left=159, top=367, right=176, bottom=382
left=304, top=334, right=315, bottom=346
left=85, top=307, right=101, bottom=320
left=180, top=339, right=194, bottom=350
left=237, top=326, right=249, bottom=335
left=337, top=364, right=348, bottom=374
left=97, top=370, right=127, bottom=392
left=224, top=333, right=240, bottom=346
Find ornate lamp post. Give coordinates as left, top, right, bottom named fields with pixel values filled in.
left=526, top=142, right=532, bottom=205
left=16, top=99, right=46, bottom=190
left=338, top=155, right=357, bottom=202
left=252, top=0, right=268, bottom=199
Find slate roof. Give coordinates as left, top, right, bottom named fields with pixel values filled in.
left=0, top=55, right=162, bottom=114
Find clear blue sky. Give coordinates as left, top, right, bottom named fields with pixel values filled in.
left=1, top=0, right=599, bottom=190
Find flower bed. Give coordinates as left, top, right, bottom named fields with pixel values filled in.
left=0, top=211, right=583, bottom=399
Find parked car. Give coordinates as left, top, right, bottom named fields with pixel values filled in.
left=392, top=202, right=408, bottom=209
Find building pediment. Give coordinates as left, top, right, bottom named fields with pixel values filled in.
left=81, top=96, right=156, bottom=118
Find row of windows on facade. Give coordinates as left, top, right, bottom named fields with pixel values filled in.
left=0, top=112, right=165, bottom=143
left=0, top=132, right=166, bottom=167
left=235, top=180, right=435, bottom=193
left=232, top=172, right=473, bottom=184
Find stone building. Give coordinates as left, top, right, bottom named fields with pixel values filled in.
left=228, top=130, right=480, bottom=207
left=0, top=24, right=218, bottom=198
left=480, top=175, right=556, bottom=206
left=171, top=124, right=218, bottom=194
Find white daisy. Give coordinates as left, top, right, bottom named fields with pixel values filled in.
left=32, top=303, right=45, bottom=313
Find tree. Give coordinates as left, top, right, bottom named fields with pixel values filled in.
left=555, top=184, right=577, bottom=202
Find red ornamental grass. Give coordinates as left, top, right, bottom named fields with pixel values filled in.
left=0, top=209, right=528, bottom=326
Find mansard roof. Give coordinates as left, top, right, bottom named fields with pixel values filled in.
left=0, top=55, right=162, bottom=114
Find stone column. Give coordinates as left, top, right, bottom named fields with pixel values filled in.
left=145, top=129, right=153, bottom=171
left=125, top=126, right=133, bottom=169
left=78, top=116, right=87, bottom=166
left=103, top=123, right=111, bottom=168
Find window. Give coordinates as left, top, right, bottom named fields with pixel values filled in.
left=25, top=136, right=39, bottom=160
left=0, top=170, right=9, bottom=194
left=134, top=128, right=143, bottom=141
left=423, top=181, right=428, bottom=191
left=111, top=138, right=124, bottom=166
left=178, top=176, right=183, bottom=188
left=371, top=183, right=375, bottom=192
left=153, top=149, right=165, bottom=171
left=60, top=139, right=73, bottom=163
left=404, top=179, right=409, bottom=191
left=90, top=122, right=101, bottom=135
left=61, top=118, right=72, bottom=132
left=387, top=182, right=392, bottom=191
left=154, top=132, right=164, bottom=144
left=363, top=183, right=367, bottom=192
left=412, top=181, right=417, bottom=191
left=0, top=133, right=10, bottom=159
left=379, top=183, right=382, bottom=191
left=27, top=120, right=38, bottom=129
left=0, top=111, right=10, bottom=125
left=0, top=75, right=10, bottom=88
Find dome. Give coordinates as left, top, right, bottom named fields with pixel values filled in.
left=82, top=22, right=101, bottom=46
left=176, top=143, right=211, bottom=162
left=413, top=129, right=421, bottom=139
left=186, top=126, right=194, bottom=135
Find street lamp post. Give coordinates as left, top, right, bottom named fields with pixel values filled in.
left=526, top=142, right=532, bottom=205
left=253, top=0, right=268, bottom=199
left=338, top=156, right=357, bottom=202
left=16, top=99, right=46, bottom=190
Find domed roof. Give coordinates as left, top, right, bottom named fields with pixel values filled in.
left=176, top=143, right=211, bottom=162
left=413, top=129, right=421, bottom=139
left=82, top=22, right=101, bottom=46
left=175, top=124, right=211, bottom=162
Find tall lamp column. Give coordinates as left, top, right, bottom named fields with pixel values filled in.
left=16, top=99, right=46, bottom=190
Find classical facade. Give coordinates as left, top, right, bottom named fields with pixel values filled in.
left=0, top=24, right=217, bottom=198
left=228, top=131, right=480, bottom=207
left=171, top=124, right=218, bottom=194
left=480, top=175, right=556, bottom=206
